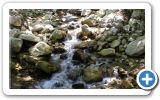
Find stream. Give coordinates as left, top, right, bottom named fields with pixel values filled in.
left=36, top=13, right=118, bottom=89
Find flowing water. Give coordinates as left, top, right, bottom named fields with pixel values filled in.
left=36, top=13, right=118, bottom=89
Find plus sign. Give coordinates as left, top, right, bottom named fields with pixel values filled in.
left=142, top=74, right=153, bottom=85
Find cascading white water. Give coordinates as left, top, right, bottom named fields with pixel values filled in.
left=37, top=32, right=81, bottom=89
left=36, top=13, right=119, bottom=89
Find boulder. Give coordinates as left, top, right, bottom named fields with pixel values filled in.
left=67, top=67, right=82, bottom=81
left=19, top=33, right=41, bottom=42
left=29, top=42, right=52, bottom=57
left=9, top=16, right=22, bottom=27
left=50, top=29, right=67, bottom=43
left=32, top=24, right=44, bottom=32
left=36, top=61, right=60, bottom=74
left=83, top=66, right=103, bottom=83
left=10, top=37, right=23, bottom=53
left=125, top=37, right=145, bottom=56
left=98, top=48, right=115, bottom=56
left=72, top=49, right=89, bottom=63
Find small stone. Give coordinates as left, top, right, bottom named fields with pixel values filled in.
left=110, top=40, right=120, bottom=48
left=98, top=48, right=115, bottom=56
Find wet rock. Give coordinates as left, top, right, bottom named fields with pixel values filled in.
left=50, top=29, right=67, bottom=43
left=81, top=9, right=92, bottom=17
left=19, top=33, right=42, bottom=42
left=67, top=67, right=82, bottom=80
left=10, top=16, right=22, bottom=27
left=72, top=49, right=90, bottom=63
left=81, top=18, right=97, bottom=27
left=29, top=42, right=52, bottom=57
left=125, top=36, right=145, bottom=56
left=110, top=39, right=120, bottom=48
left=53, top=46, right=66, bottom=54
left=60, top=53, right=68, bottom=59
left=36, top=61, right=60, bottom=74
left=83, top=66, right=103, bottom=83
left=72, top=83, right=85, bottom=89
left=10, top=37, right=23, bottom=53
left=98, top=48, right=115, bottom=56
left=118, top=68, right=128, bottom=79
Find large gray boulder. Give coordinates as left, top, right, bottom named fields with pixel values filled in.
left=125, top=36, right=145, bottom=56
left=19, top=33, right=41, bottom=42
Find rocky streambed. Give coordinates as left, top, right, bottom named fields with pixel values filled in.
left=10, top=9, right=145, bottom=89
